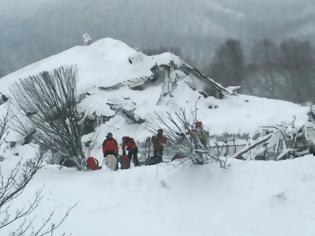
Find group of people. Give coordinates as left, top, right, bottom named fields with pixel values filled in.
left=98, top=120, right=207, bottom=170
left=101, top=129, right=167, bottom=169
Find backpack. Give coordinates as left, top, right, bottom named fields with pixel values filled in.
left=145, top=155, right=162, bottom=166
left=86, top=157, right=101, bottom=170
left=171, top=153, right=186, bottom=161
left=120, top=155, right=130, bottom=169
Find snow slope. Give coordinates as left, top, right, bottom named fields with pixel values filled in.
left=0, top=38, right=181, bottom=94
left=0, top=38, right=314, bottom=235
left=2, top=156, right=315, bottom=236
left=0, top=38, right=308, bottom=147
left=0, top=37, right=310, bottom=159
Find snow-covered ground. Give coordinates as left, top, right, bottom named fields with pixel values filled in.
left=0, top=38, right=314, bottom=235
left=2, top=155, right=315, bottom=236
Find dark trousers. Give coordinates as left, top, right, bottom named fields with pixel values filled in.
left=153, top=149, right=163, bottom=162
left=128, top=148, right=139, bottom=166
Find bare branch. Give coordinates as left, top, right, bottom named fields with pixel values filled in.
left=34, top=203, right=76, bottom=236
left=148, top=107, right=228, bottom=168
left=0, top=151, right=74, bottom=235
left=0, top=110, right=9, bottom=146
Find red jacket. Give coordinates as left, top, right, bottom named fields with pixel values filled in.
left=151, top=134, right=167, bottom=151
left=102, top=138, right=118, bottom=154
left=122, top=137, right=137, bottom=152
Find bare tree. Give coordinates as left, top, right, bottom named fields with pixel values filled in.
left=11, top=66, right=85, bottom=170
left=250, top=39, right=281, bottom=98
left=0, top=150, right=75, bottom=235
left=0, top=105, right=73, bottom=235
left=279, top=39, right=315, bottom=103
left=147, top=108, right=228, bottom=168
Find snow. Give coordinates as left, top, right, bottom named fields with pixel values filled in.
left=2, top=156, right=315, bottom=236
left=0, top=38, right=308, bottom=140
left=0, top=37, right=314, bottom=235
left=0, top=38, right=181, bottom=94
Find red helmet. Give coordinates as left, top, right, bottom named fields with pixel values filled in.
left=195, top=121, right=203, bottom=128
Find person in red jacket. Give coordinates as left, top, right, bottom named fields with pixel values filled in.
left=122, top=136, right=139, bottom=166
left=151, top=129, right=167, bottom=162
left=102, top=132, right=119, bottom=158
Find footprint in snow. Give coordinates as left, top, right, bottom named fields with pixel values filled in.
left=270, top=192, right=287, bottom=208
left=160, top=180, right=170, bottom=189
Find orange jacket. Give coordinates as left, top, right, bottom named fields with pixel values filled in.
left=151, top=134, right=167, bottom=151
left=102, top=138, right=118, bottom=154
left=122, top=137, right=138, bottom=152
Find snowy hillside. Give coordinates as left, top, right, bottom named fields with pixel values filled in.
left=0, top=37, right=310, bottom=163
left=0, top=38, right=314, bottom=235
left=0, top=38, right=181, bottom=93
left=1, top=154, right=315, bottom=236
left=0, top=38, right=308, bottom=138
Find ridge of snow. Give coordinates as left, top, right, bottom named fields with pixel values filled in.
left=0, top=37, right=181, bottom=94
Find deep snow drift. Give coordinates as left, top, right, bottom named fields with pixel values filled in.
left=0, top=38, right=314, bottom=236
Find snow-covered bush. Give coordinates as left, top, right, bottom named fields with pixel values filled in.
left=11, top=66, right=85, bottom=170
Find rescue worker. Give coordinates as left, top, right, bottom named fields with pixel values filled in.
left=186, top=121, right=208, bottom=146
left=194, top=121, right=208, bottom=146
left=102, top=132, right=119, bottom=158
left=151, top=129, right=167, bottom=162
left=122, top=136, right=139, bottom=166
left=186, top=121, right=209, bottom=164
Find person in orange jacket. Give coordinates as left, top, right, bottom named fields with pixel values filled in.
left=102, top=132, right=119, bottom=157
left=122, top=136, right=139, bottom=166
